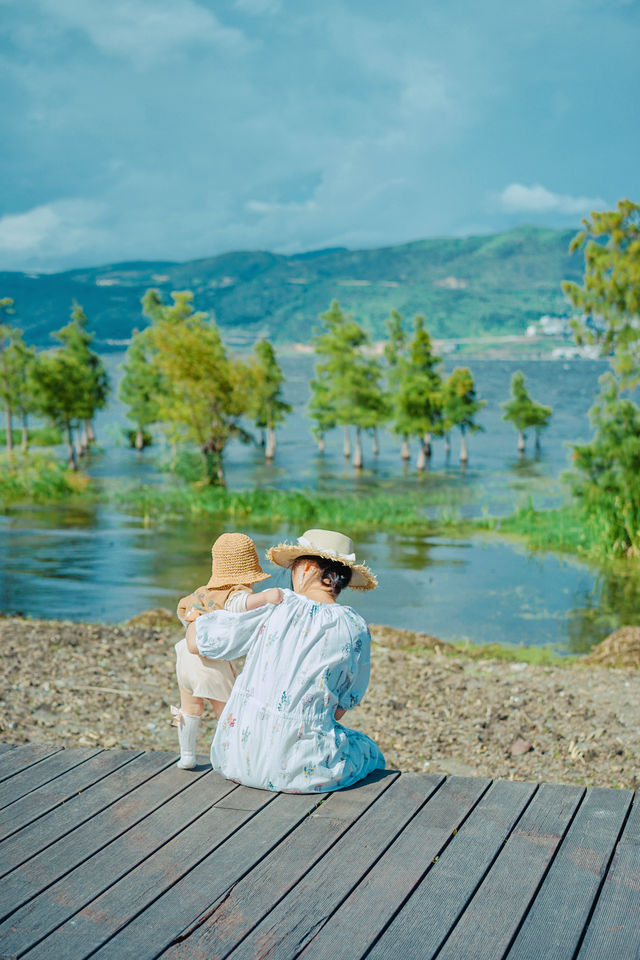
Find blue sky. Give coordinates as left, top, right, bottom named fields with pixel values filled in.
left=0, top=0, right=638, bottom=272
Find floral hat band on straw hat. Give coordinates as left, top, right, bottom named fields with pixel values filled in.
left=266, top=528, right=378, bottom=591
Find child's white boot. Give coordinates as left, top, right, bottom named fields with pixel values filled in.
left=171, top=706, right=200, bottom=769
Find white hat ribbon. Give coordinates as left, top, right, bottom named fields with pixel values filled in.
left=297, top=535, right=356, bottom=563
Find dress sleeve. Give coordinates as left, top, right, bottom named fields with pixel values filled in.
left=195, top=604, right=271, bottom=660
left=224, top=590, right=249, bottom=613
left=337, top=618, right=371, bottom=711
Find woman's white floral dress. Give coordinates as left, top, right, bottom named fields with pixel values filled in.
left=195, top=588, right=385, bottom=792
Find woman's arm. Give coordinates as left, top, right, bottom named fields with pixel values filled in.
left=189, top=604, right=273, bottom=660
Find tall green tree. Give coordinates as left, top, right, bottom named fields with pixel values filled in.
left=142, top=289, right=250, bottom=485
left=384, top=309, right=410, bottom=460
left=33, top=349, right=87, bottom=470
left=442, top=367, right=485, bottom=463
left=563, top=200, right=640, bottom=556
left=390, top=315, right=442, bottom=470
left=309, top=300, right=387, bottom=467
left=248, top=339, right=291, bottom=459
left=55, top=304, right=110, bottom=453
left=119, top=329, right=163, bottom=450
left=502, top=371, right=552, bottom=454
left=0, top=298, right=17, bottom=455
left=563, top=199, right=640, bottom=387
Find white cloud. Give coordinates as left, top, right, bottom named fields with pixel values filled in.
left=0, top=200, right=108, bottom=271
left=35, top=0, right=246, bottom=66
left=498, top=182, right=607, bottom=215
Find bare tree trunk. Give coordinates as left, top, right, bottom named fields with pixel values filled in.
left=423, top=432, right=432, bottom=458
left=66, top=423, right=78, bottom=470
left=534, top=430, right=541, bottom=454
left=21, top=413, right=28, bottom=452
left=401, top=436, right=410, bottom=461
left=416, top=445, right=426, bottom=471
left=518, top=430, right=525, bottom=453
left=317, top=434, right=325, bottom=454
left=5, top=402, right=13, bottom=455
left=444, top=432, right=451, bottom=457
left=460, top=430, right=468, bottom=463
left=353, top=427, right=363, bottom=469
left=265, top=425, right=276, bottom=460
left=87, top=420, right=96, bottom=445
left=372, top=428, right=379, bottom=456
left=135, top=427, right=144, bottom=451
left=343, top=425, right=351, bottom=460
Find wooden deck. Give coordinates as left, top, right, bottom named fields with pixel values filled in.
left=0, top=744, right=638, bottom=959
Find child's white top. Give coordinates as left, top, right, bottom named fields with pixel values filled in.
left=195, top=588, right=385, bottom=792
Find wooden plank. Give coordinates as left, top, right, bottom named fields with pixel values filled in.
left=0, top=748, right=143, bottom=844
left=90, top=772, right=396, bottom=960
left=0, top=744, right=62, bottom=784
left=0, top=763, right=212, bottom=925
left=297, top=775, right=492, bottom=960
left=436, top=783, right=585, bottom=960
left=368, top=778, right=538, bottom=960
left=0, top=770, right=233, bottom=958
left=0, top=744, right=16, bottom=757
left=0, top=751, right=175, bottom=878
left=157, top=770, right=404, bottom=960
left=213, top=773, right=439, bottom=960
left=26, top=785, right=277, bottom=960
left=0, top=747, right=100, bottom=809
left=506, top=786, right=634, bottom=960
left=575, top=792, right=640, bottom=960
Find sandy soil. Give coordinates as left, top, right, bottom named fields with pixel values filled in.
left=1, top=612, right=637, bottom=790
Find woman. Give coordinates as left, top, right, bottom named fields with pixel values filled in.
left=186, top=528, right=385, bottom=793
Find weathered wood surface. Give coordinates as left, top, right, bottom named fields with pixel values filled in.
left=0, top=744, right=636, bottom=960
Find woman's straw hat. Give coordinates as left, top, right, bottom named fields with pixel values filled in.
left=266, top=528, right=377, bottom=591
left=207, top=532, right=271, bottom=588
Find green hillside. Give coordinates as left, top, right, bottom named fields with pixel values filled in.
left=0, top=225, right=582, bottom=349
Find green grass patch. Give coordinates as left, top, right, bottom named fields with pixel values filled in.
left=0, top=426, right=62, bottom=447
left=450, top=640, right=575, bottom=666
left=117, top=483, right=437, bottom=531
left=473, top=502, right=605, bottom=559
left=0, top=453, right=92, bottom=505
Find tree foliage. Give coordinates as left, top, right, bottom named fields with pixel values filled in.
left=248, top=339, right=291, bottom=458
left=563, top=200, right=640, bottom=556
left=563, top=199, right=640, bottom=387
left=389, top=315, right=442, bottom=466
left=139, top=289, right=251, bottom=485
left=502, top=371, right=552, bottom=451
left=442, top=367, right=485, bottom=460
left=119, top=328, right=163, bottom=449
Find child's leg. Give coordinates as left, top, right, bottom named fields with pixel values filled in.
left=206, top=697, right=226, bottom=720
left=173, top=686, right=204, bottom=769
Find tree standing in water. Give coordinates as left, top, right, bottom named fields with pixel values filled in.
left=310, top=299, right=386, bottom=466
left=54, top=304, right=110, bottom=455
left=442, top=367, right=485, bottom=463
left=142, top=289, right=250, bottom=485
left=390, top=315, right=442, bottom=470
left=384, top=309, right=410, bottom=461
left=119, top=329, right=163, bottom=450
left=502, top=371, right=552, bottom=454
left=248, top=339, right=291, bottom=460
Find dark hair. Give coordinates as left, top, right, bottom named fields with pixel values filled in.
left=293, top=555, right=352, bottom=597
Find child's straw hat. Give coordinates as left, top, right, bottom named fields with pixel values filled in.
left=207, top=532, right=271, bottom=588
left=266, top=528, right=377, bottom=591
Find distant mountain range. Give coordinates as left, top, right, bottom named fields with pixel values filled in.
left=0, top=225, right=583, bottom=350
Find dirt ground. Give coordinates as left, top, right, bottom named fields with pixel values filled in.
left=1, top=612, right=637, bottom=790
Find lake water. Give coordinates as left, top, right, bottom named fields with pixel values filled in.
left=1, top=354, right=636, bottom=653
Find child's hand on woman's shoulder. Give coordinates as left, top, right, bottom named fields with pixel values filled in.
left=262, top=587, right=284, bottom=605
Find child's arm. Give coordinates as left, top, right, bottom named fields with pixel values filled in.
left=245, top=587, right=283, bottom=610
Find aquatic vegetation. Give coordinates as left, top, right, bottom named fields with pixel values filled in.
left=0, top=452, right=92, bottom=505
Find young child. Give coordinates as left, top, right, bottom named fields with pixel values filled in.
left=172, top=531, right=282, bottom=769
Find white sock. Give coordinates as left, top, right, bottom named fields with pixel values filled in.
left=176, top=711, right=200, bottom=769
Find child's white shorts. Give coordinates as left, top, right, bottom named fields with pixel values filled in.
left=175, top=638, right=236, bottom=700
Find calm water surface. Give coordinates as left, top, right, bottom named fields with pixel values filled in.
left=2, top=355, right=637, bottom=652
